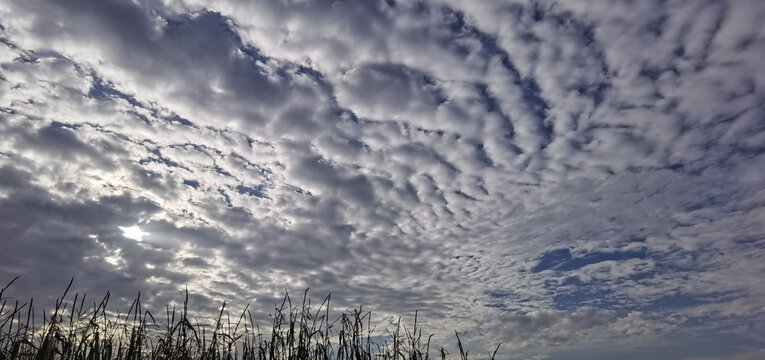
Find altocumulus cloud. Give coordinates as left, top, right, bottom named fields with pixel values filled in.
left=1, top=0, right=765, bottom=358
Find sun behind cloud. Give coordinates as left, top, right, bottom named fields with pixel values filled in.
left=119, top=225, right=148, bottom=242
left=1, top=0, right=764, bottom=359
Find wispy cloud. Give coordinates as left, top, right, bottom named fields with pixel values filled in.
left=1, top=0, right=764, bottom=358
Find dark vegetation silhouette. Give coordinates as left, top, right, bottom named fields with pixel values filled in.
left=0, top=277, right=501, bottom=360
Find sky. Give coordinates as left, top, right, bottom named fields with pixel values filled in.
left=0, top=0, right=764, bottom=359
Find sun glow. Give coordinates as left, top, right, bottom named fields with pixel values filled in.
left=119, top=225, right=147, bottom=241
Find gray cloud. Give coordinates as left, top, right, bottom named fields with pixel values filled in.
left=1, top=0, right=764, bottom=358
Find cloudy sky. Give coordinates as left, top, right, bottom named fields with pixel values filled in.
left=1, top=0, right=765, bottom=358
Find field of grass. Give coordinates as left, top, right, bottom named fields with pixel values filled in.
left=0, top=278, right=500, bottom=360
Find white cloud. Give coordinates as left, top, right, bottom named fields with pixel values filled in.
left=1, top=0, right=764, bottom=358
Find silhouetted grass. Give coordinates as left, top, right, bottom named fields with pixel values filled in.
left=0, top=277, right=500, bottom=360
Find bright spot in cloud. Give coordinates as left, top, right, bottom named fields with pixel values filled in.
left=119, top=225, right=147, bottom=241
